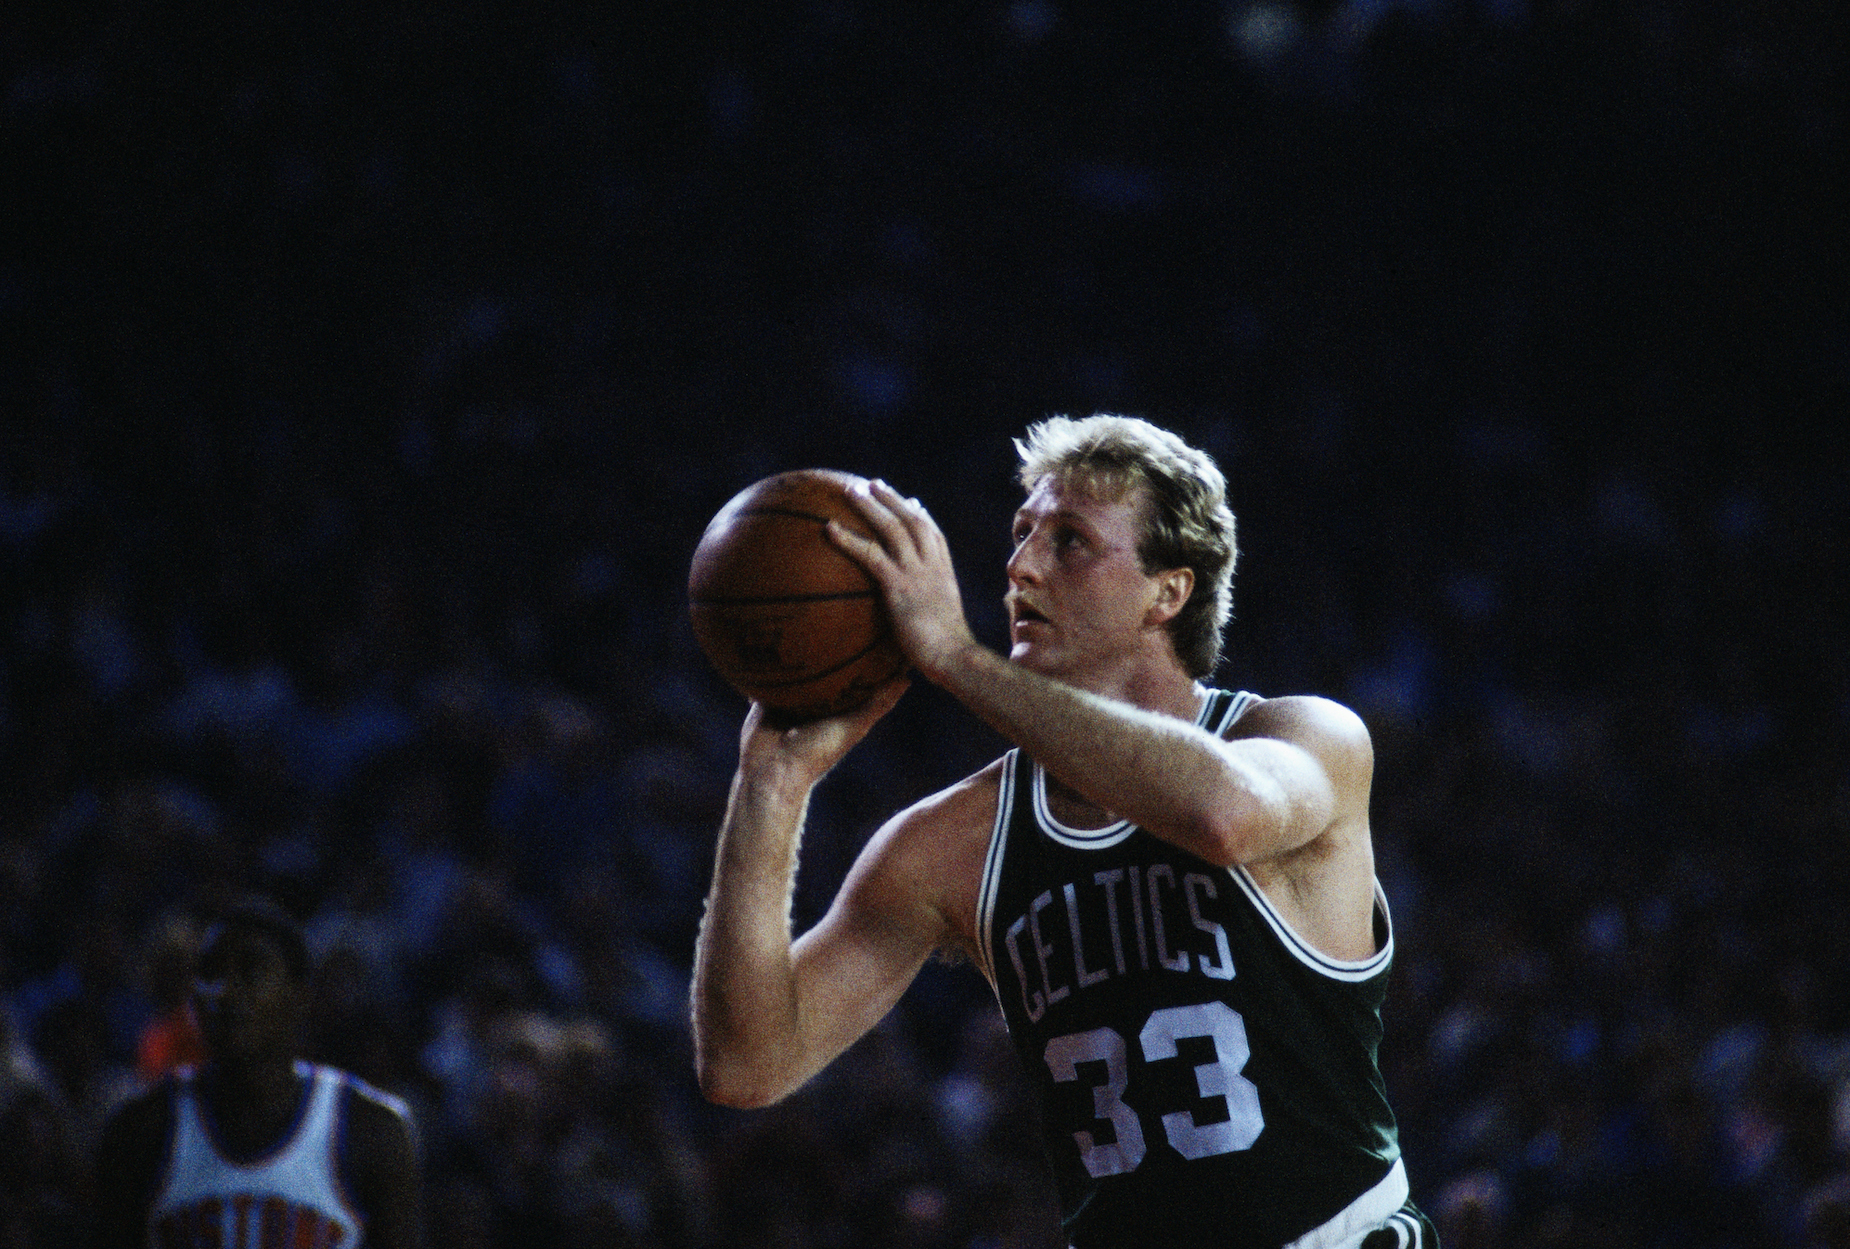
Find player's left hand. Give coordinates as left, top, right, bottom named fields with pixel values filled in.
left=829, top=478, right=979, bottom=683
left=739, top=672, right=910, bottom=785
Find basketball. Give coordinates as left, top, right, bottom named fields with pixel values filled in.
left=688, top=468, right=907, bottom=721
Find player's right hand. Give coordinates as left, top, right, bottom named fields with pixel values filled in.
left=830, top=478, right=979, bottom=685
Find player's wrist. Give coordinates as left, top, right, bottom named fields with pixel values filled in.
left=920, top=634, right=997, bottom=693
left=734, top=749, right=826, bottom=805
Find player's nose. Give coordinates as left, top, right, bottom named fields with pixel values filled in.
left=1005, top=533, right=1042, bottom=586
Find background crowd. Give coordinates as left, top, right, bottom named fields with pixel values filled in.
left=4, top=1, right=1846, bottom=1246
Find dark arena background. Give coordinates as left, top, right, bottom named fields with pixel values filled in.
left=3, top=2, right=1846, bottom=1246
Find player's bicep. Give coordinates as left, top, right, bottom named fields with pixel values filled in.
left=789, top=790, right=973, bottom=1062
left=776, top=770, right=993, bottom=1095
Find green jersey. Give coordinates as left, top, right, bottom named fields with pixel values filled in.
left=975, top=689, right=1432, bottom=1248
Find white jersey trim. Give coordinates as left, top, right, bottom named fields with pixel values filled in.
left=1228, top=867, right=1394, bottom=982
left=1029, top=688, right=1259, bottom=851
left=1280, top=1157, right=1411, bottom=1249
left=1030, top=762, right=1134, bottom=848
left=974, top=751, right=1018, bottom=988
left=152, top=1061, right=363, bottom=1243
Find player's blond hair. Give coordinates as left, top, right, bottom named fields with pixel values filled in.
left=1014, top=414, right=1237, bottom=678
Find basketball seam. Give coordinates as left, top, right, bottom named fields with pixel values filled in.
left=690, top=588, right=880, bottom=605
left=742, top=505, right=836, bottom=524
left=733, top=634, right=901, bottom=689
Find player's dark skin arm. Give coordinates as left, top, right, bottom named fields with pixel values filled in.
left=91, top=1085, right=174, bottom=1249
left=344, top=1090, right=424, bottom=1249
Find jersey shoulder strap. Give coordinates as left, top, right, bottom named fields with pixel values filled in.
left=973, top=746, right=1025, bottom=985
left=1207, top=687, right=1262, bottom=737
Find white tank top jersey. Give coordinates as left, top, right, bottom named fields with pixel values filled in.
left=149, top=1061, right=372, bottom=1248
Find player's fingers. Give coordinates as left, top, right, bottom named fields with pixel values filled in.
left=839, top=477, right=897, bottom=535
left=867, top=479, right=940, bottom=555
left=870, top=477, right=924, bottom=512
left=824, top=516, right=889, bottom=568
left=875, top=478, right=930, bottom=521
left=846, top=478, right=926, bottom=559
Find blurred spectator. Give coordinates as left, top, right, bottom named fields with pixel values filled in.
left=1, top=1007, right=87, bottom=1248
left=133, top=912, right=205, bottom=1083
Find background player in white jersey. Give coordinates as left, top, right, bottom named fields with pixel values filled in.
left=692, top=414, right=1434, bottom=1247
left=93, top=896, right=422, bottom=1249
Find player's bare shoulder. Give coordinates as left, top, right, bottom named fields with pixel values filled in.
left=340, top=1073, right=421, bottom=1238
left=858, top=758, right=1006, bottom=958
left=342, top=1071, right=417, bottom=1164
left=1227, top=694, right=1374, bottom=806
left=97, top=1075, right=178, bottom=1157
left=1232, top=696, right=1379, bottom=958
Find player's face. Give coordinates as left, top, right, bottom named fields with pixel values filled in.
left=1005, top=478, right=1170, bottom=682
left=193, top=925, right=304, bottom=1065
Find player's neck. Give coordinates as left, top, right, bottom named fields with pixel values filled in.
left=1074, top=649, right=1202, bottom=720
left=200, top=1053, right=306, bottom=1150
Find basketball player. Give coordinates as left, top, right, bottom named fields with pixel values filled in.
left=92, top=897, right=421, bottom=1249
left=693, top=415, right=1435, bottom=1247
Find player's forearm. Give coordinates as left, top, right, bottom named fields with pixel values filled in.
left=690, top=766, right=813, bottom=1107
left=930, top=645, right=1290, bottom=864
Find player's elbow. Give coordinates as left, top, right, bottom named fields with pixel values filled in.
left=695, top=1059, right=764, bottom=1109
left=1194, top=779, right=1304, bottom=867
left=690, top=982, right=813, bottom=1107
left=1189, top=807, right=1273, bottom=868
left=698, top=1073, right=773, bottom=1111
left=694, top=1045, right=789, bottom=1110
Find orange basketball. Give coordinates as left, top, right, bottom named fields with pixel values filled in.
left=688, top=469, right=907, bottom=721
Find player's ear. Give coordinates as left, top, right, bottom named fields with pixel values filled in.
left=1146, top=567, right=1193, bottom=626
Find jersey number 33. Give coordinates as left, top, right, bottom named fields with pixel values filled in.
left=1046, top=999, right=1263, bottom=1178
